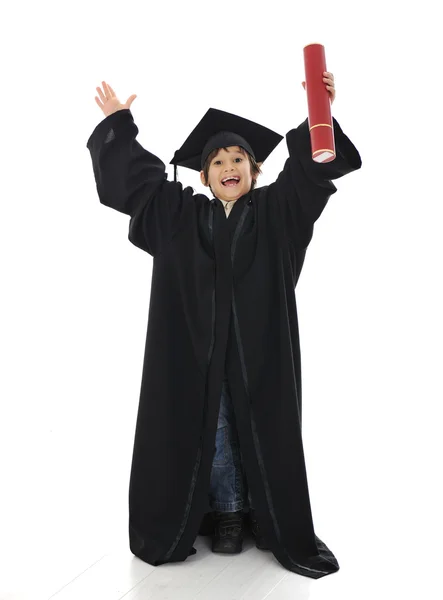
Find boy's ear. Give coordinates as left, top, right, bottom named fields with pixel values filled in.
left=200, top=170, right=208, bottom=186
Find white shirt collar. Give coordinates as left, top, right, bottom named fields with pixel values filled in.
left=220, top=198, right=238, bottom=217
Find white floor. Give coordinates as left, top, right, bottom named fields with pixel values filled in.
left=1, top=413, right=442, bottom=600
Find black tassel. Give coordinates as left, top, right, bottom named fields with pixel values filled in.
left=174, top=164, right=177, bottom=182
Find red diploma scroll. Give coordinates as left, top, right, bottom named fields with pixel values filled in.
left=303, top=43, right=336, bottom=163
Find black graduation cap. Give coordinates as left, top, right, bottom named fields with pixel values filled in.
left=170, top=108, right=283, bottom=181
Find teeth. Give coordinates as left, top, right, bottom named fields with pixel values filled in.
left=222, top=177, right=240, bottom=183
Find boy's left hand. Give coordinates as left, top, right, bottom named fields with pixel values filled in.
left=302, top=72, right=336, bottom=105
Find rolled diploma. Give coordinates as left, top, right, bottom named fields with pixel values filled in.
left=303, top=43, right=336, bottom=163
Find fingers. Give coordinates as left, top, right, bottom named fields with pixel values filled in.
left=107, top=83, right=116, bottom=97
left=125, top=94, right=137, bottom=109
left=323, top=72, right=334, bottom=86
left=96, top=83, right=107, bottom=103
left=302, top=73, right=334, bottom=88
left=323, top=72, right=336, bottom=104
left=301, top=72, right=335, bottom=104
left=96, top=81, right=115, bottom=104
left=102, top=81, right=113, bottom=98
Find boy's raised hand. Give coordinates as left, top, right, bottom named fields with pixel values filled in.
left=94, top=81, right=137, bottom=117
left=301, top=72, right=336, bottom=105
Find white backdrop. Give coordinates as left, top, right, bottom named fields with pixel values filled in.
left=1, top=0, right=442, bottom=598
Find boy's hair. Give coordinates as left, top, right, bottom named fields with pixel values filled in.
left=202, top=146, right=262, bottom=191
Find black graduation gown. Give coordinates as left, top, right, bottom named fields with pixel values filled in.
left=86, top=108, right=362, bottom=579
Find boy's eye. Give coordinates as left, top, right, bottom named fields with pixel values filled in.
left=213, top=157, right=242, bottom=165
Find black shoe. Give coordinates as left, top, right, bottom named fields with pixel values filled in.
left=249, top=508, right=270, bottom=550
left=212, top=510, right=244, bottom=554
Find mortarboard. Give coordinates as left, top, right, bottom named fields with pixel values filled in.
left=170, top=108, right=283, bottom=182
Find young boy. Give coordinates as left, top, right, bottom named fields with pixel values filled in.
left=86, top=76, right=361, bottom=579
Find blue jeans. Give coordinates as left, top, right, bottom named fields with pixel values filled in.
left=209, top=376, right=253, bottom=513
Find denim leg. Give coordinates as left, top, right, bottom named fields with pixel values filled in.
left=209, top=377, right=248, bottom=512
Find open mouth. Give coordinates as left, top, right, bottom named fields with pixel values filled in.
left=221, top=177, right=240, bottom=187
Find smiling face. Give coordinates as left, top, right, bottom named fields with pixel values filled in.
left=200, top=146, right=255, bottom=202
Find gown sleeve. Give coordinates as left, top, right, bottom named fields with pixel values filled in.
left=269, top=116, right=362, bottom=251
left=86, top=108, right=188, bottom=257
